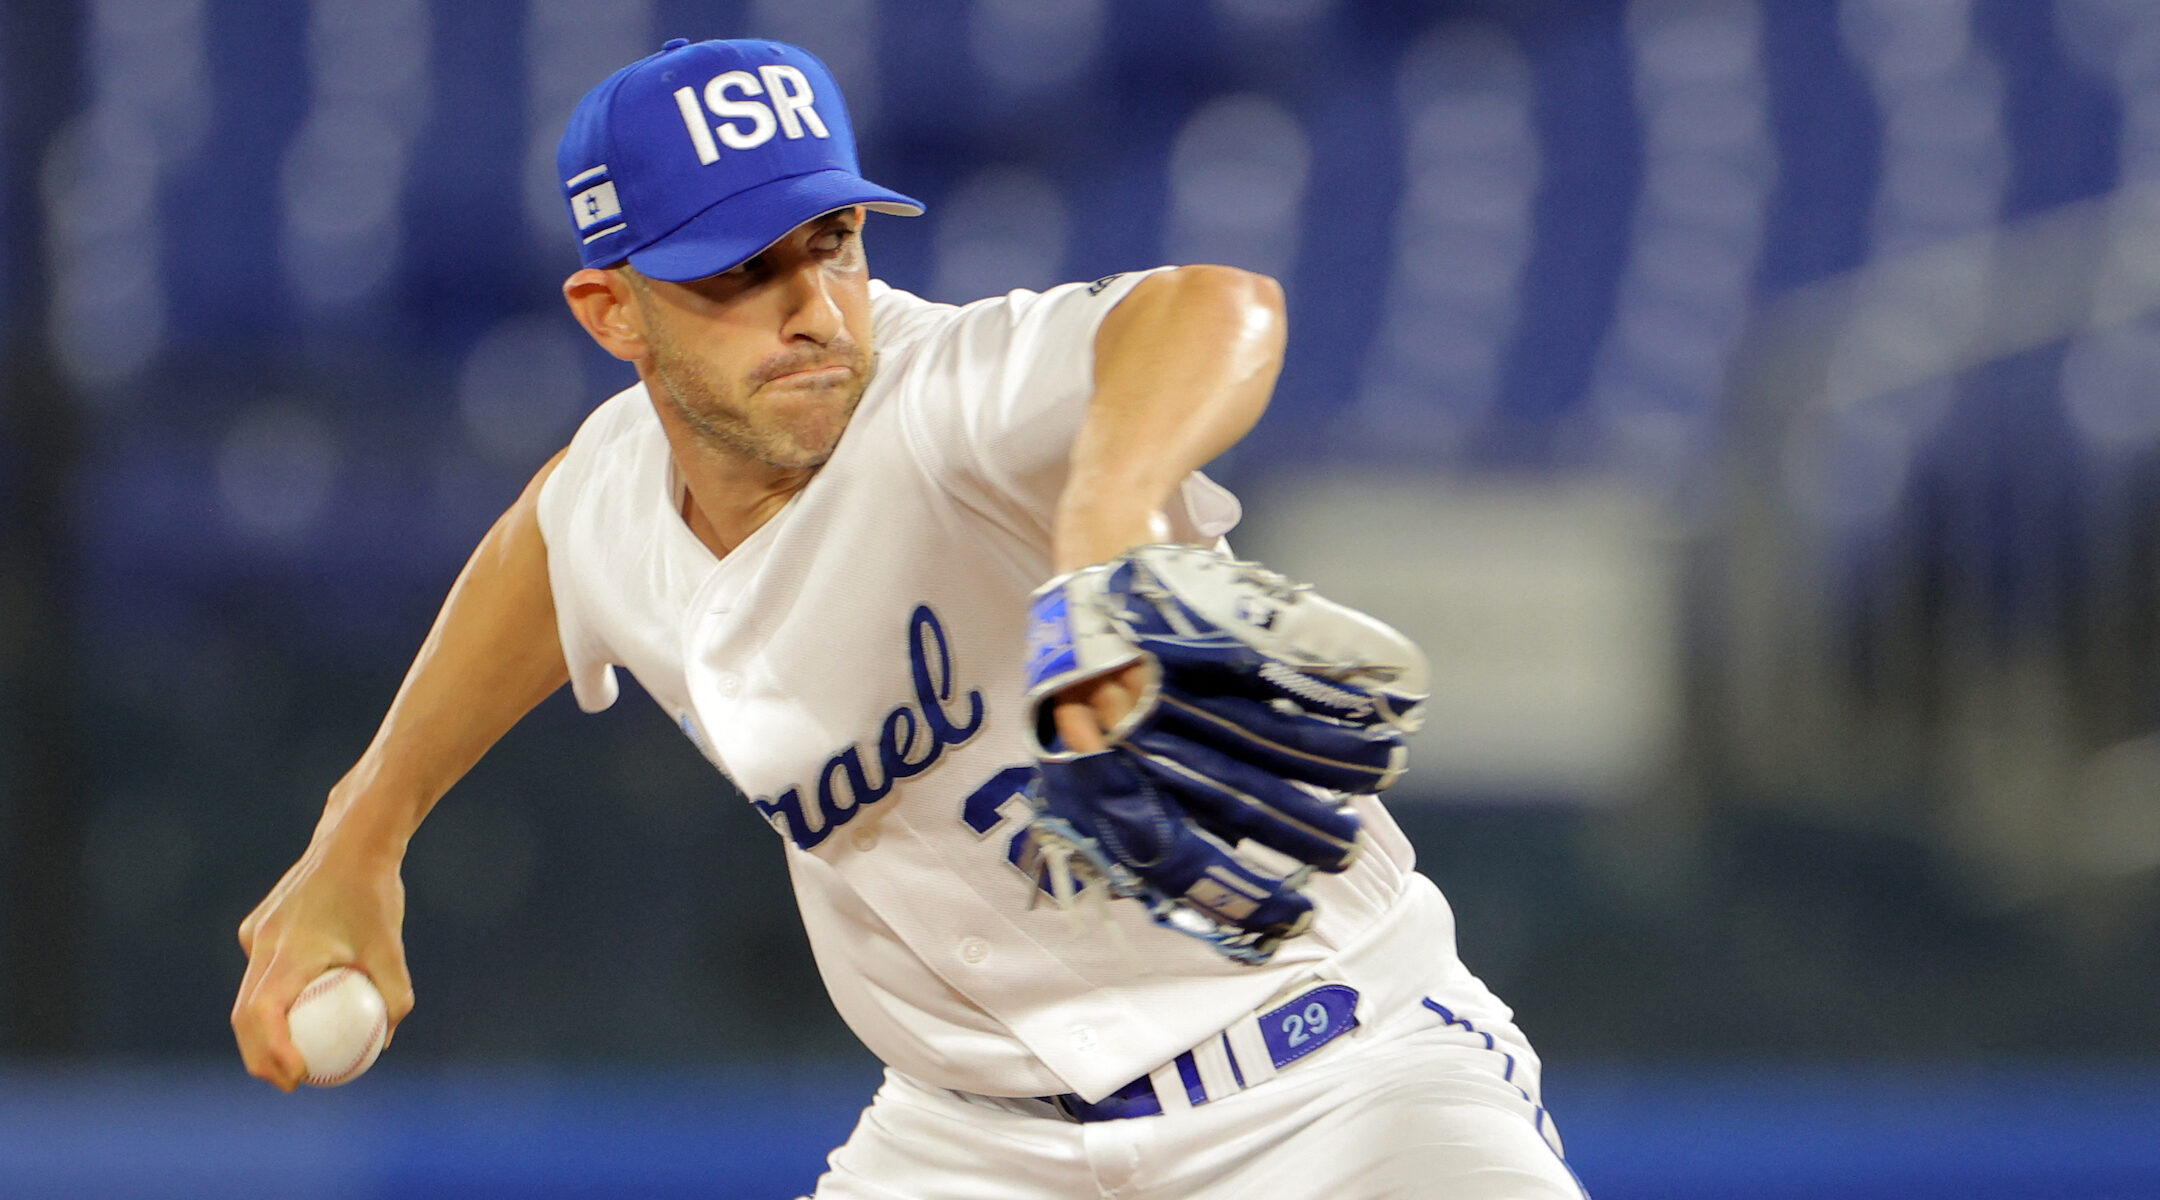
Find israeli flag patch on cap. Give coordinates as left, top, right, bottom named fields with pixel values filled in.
left=571, top=180, right=622, bottom=231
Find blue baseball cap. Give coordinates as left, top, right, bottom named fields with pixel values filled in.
left=557, top=38, right=923, bottom=282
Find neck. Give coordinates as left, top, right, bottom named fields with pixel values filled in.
left=647, top=385, right=820, bottom=560
left=679, top=474, right=806, bottom=560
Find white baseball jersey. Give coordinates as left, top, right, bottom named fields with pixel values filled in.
left=536, top=272, right=1523, bottom=1104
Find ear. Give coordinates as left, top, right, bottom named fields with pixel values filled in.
left=562, top=267, right=647, bottom=362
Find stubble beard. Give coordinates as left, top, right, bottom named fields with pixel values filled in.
left=647, top=323, right=874, bottom=472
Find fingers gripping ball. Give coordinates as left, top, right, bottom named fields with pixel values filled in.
left=288, top=967, right=389, bottom=1087
left=1022, top=544, right=1430, bottom=965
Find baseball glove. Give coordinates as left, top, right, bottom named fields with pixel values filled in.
left=1020, top=543, right=1429, bottom=965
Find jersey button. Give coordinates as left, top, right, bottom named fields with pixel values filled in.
left=851, top=830, right=879, bottom=852
left=959, top=937, right=990, bottom=965
left=717, top=672, right=740, bottom=697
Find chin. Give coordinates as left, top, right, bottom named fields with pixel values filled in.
left=784, top=408, right=855, bottom=460
left=757, top=426, right=844, bottom=471
left=793, top=436, right=845, bottom=469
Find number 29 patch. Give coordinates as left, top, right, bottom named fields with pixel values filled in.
left=1260, top=983, right=1360, bottom=1065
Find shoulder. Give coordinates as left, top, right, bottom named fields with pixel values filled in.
left=561, top=382, right=662, bottom=467
left=867, top=269, right=1175, bottom=366
left=573, top=381, right=659, bottom=443
left=869, top=279, right=958, bottom=351
left=540, top=382, right=665, bottom=518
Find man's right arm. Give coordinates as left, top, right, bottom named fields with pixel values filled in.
left=230, top=449, right=572, bottom=1090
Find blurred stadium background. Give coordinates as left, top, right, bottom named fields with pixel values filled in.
left=2, top=0, right=2157, bottom=1195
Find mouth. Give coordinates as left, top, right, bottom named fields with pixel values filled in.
left=765, top=364, right=852, bottom=387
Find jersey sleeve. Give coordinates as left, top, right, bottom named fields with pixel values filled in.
left=886, top=269, right=1238, bottom=543
left=535, top=393, right=638, bottom=714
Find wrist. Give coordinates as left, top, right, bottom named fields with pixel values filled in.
left=314, top=771, right=427, bottom=861
left=1051, top=499, right=1172, bottom=573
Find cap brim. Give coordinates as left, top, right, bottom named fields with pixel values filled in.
left=626, top=168, right=924, bottom=283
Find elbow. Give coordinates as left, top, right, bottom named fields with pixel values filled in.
left=1130, top=263, right=1287, bottom=366
left=1149, top=263, right=1285, bottom=321
left=1161, top=262, right=1283, bottom=306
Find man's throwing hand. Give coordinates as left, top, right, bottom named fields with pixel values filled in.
left=231, top=827, right=415, bottom=1091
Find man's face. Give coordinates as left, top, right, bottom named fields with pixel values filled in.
left=626, top=208, right=875, bottom=471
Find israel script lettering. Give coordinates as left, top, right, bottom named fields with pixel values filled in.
left=751, top=605, right=985, bottom=848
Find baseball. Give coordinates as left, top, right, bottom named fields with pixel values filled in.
left=287, top=966, right=388, bottom=1087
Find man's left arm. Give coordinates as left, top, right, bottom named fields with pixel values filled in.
left=1048, top=264, right=1287, bottom=750
left=1053, top=265, right=1284, bottom=571
left=1026, top=266, right=1426, bottom=964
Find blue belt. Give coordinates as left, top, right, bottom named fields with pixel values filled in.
left=1050, top=984, right=1360, bottom=1122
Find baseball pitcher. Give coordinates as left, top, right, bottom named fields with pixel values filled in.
left=231, top=38, right=1588, bottom=1199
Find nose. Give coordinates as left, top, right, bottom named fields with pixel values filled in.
left=777, top=258, right=843, bottom=345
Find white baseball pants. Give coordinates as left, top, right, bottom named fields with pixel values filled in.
left=808, top=996, right=1589, bottom=1200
